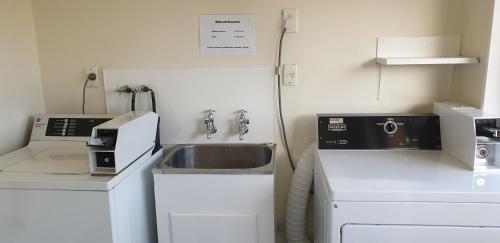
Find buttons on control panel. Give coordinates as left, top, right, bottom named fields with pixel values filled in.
left=45, top=118, right=111, bottom=137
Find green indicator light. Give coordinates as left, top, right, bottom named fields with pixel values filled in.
left=405, top=137, right=411, bottom=144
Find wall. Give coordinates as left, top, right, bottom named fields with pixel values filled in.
left=31, top=0, right=471, bottom=240
left=0, top=0, right=45, bottom=155
left=451, top=0, right=495, bottom=109
left=483, top=0, right=500, bottom=115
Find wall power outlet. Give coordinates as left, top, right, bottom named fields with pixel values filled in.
left=283, top=64, right=298, bottom=86
left=86, top=66, right=98, bottom=88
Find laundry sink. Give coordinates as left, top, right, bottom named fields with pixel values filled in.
left=153, top=143, right=276, bottom=243
left=157, top=143, right=275, bottom=174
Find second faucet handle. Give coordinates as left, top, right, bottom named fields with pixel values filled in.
left=239, top=109, right=249, bottom=121
left=206, top=109, right=216, bottom=120
left=238, top=109, right=250, bottom=140
left=204, top=109, right=217, bottom=139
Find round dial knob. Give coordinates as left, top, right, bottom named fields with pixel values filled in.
left=477, top=145, right=489, bottom=159
left=383, top=121, right=398, bottom=135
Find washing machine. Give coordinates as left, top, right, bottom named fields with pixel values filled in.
left=0, top=114, right=163, bottom=243
left=314, top=114, right=500, bottom=243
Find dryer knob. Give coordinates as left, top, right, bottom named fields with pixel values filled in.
left=383, top=121, right=398, bottom=135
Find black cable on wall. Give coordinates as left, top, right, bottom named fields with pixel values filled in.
left=276, top=26, right=296, bottom=171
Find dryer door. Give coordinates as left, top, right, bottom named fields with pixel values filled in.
left=342, top=224, right=500, bottom=243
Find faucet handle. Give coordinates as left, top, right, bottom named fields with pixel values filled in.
left=115, top=85, right=133, bottom=94
left=206, top=109, right=216, bottom=118
left=205, top=109, right=216, bottom=126
left=238, top=110, right=250, bottom=124
left=238, top=109, right=248, bottom=119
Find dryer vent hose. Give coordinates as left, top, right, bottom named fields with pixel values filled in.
left=285, top=143, right=315, bottom=243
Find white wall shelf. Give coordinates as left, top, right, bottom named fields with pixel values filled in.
left=376, top=57, right=480, bottom=65
left=374, top=36, right=481, bottom=100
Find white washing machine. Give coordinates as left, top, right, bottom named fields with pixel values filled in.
left=314, top=114, right=500, bottom=243
left=0, top=114, right=163, bottom=243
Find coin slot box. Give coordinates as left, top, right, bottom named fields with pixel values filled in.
left=88, top=112, right=159, bottom=175
left=434, top=102, right=500, bottom=171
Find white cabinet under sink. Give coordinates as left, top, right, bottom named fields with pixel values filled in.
left=153, top=173, right=275, bottom=243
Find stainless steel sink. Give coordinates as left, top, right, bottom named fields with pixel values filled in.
left=157, top=143, right=275, bottom=174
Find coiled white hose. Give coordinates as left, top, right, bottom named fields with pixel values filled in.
left=285, top=143, right=315, bottom=243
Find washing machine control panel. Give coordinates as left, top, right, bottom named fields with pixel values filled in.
left=30, top=114, right=116, bottom=141
left=45, top=118, right=111, bottom=137
left=317, top=114, right=441, bottom=150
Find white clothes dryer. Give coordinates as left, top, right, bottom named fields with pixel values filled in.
left=314, top=114, right=500, bottom=243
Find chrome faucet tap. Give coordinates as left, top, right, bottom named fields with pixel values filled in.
left=238, top=109, right=250, bottom=140
left=204, top=109, right=217, bottom=139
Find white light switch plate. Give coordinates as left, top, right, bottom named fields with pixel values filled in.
left=283, top=9, right=298, bottom=33
left=283, top=64, right=298, bottom=86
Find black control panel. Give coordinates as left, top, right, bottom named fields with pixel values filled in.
left=318, top=114, right=441, bottom=150
left=45, top=118, right=111, bottom=137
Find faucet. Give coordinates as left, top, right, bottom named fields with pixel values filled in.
left=115, top=85, right=136, bottom=111
left=204, top=109, right=217, bottom=139
left=238, top=109, right=250, bottom=140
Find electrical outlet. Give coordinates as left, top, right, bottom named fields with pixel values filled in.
left=85, top=66, right=98, bottom=88
left=283, top=64, right=298, bottom=86
left=283, top=9, right=298, bottom=33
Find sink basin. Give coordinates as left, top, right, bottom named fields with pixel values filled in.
left=157, top=143, right=275, bottom=174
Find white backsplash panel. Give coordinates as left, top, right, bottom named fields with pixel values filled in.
left=103, top=67, right=275, bottom=144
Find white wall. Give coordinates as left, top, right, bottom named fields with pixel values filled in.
left=0, top=0, right=45, bottom=155
left=483, top=0, right=500, bottom=114
left=452, top=0, right=495, bottom=109
left=31, top=0, right=489, bottom=240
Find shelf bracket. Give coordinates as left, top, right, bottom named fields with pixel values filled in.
left=377, top=63, right=382, bottom=100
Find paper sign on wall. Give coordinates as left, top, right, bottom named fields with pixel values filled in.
left=200, top=15, right=256, bottom=56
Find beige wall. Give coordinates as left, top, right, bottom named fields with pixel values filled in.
left=31, top=0, right=488, bottom=240
left=483, top=0, right=500, bottom=114
left=0, top=0, right=45, bottom=155
left=452, top=0, right=495, bottom=108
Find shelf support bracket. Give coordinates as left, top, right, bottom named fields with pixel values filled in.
left=377, top=63, right=382, bottom=100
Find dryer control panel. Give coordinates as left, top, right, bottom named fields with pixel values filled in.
left=317, top=114, right=441, bottom=150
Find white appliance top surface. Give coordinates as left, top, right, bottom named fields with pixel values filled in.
left=317, top=150, right=500, bottom=203
left=0, top=141, right=152, bottom=191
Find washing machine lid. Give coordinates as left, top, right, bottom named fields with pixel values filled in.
left=316, top=150, right=500, bottom=203
left=0, top=142, right=90, bottom=174
left=1, top=146, right=89, bottom=175
left=0, top=141, right=140, bottom=191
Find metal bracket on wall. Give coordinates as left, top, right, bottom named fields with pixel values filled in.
left=376, top=63, right=383, bottom=100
